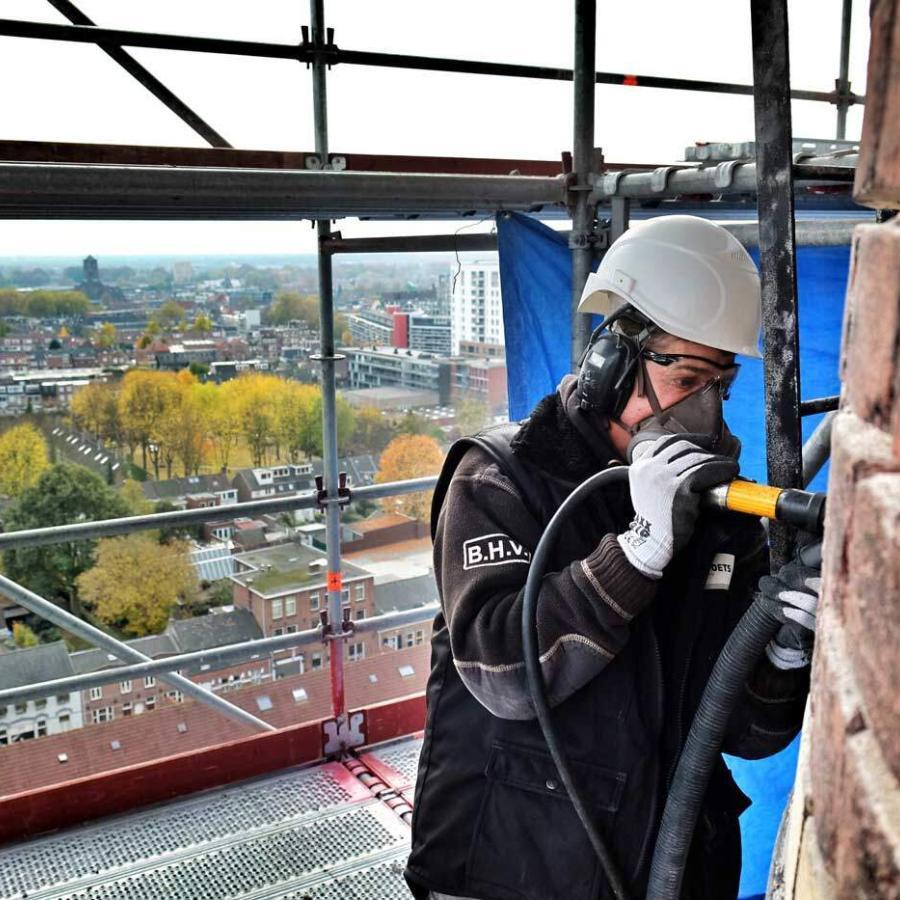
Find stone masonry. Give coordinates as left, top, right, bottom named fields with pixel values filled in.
left=778, top=4, right=900, bottom=894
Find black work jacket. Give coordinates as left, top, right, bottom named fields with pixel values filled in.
left=405, top=401, right=808, bottom=900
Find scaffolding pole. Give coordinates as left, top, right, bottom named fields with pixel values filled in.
left=0, top=604, right=439, bottom=706
left=0, top=575, right=274, bottom=732
left=751, top=0, right=803, bottom=568
left=308, top=0, right=347, bottom=725
left=0, top=17, right=855, bottom=106
left=44, top=0, right=231, bottom=148
left=836, top=0, right=853, bottom=139
left=0, top=164, right=567, bottom=220
left=570, top=0, right=597, bottom=367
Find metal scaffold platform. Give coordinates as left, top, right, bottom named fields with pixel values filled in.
left=0, top=736, right=424, bottom=900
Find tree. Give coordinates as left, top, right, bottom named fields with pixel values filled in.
left=157, top=299, right=186, bottom=331
left=0, top=423, right=49, bottom=496
left=95, top=322, right=117, bottom=349
left=77, top=534, right=197, bottom=637
left=2, top=464, right=131, bottom=617
left=192, top=313, right=213, bottom=333
left=264, top=291, right=319, bottom=328
left=374, top=434, right=444, bottom=520
left=230, top=373, right=281, bottom=466
left=395, top=409, right=444, bottom=441
left=455, top=396, right=490, bottom=436
left=118, top=370, right=173, bottom=475
left=70, top=381, right=121, bottom=445
left=350, top=405, right=394, bottom=454
left=12, top=621, right=39, bottom=648
left=199, top=380, right=241, bottom=471
left=120, top=479, right=152, bottom=515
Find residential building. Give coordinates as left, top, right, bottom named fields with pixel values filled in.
left=451, top=356, right=509, bottom=414
left=0, top=642, right=431, bottom=797
left=232, top=464, right=314, bottom=503
left=346, top=346, right=450, bottom=402
left=405, top=313, right=451, bottom=355
left=347, top=309, right=394, bottom=346
left=229, top=542, right=377, bottom=668
left=142, top=473, right=237, bottom=509
left=0, top=368, right=109, bottom=415
left=72, top=634, right=179, bottom=725
left=0, top=643, right=83, bottom=744
left=450, top=259, right=504, bottom=354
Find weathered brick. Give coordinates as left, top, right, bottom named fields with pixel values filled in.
left=854, top=0, right=900, bottom=209
left=841, top=221, right=900, bottom=430
left=820, top=413, right=897, bottom=618
left=843, top=474, right=900, bottom=780
left=809, top=614, right=900, bottom=895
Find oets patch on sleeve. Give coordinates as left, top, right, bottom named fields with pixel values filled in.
left=705, top=553, right=736, bottom=590
left=463, top=533, right=532, bottom=570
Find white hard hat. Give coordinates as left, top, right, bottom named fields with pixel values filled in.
left=578, top=215, right=762, bottom=358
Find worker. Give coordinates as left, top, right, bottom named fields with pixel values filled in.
left=404, top=215, right=822, bottom=900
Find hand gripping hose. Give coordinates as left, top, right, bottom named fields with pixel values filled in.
left=521, top=466, right=632, bottom=900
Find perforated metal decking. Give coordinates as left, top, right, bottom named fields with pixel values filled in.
left=0, top=736, right=423, bottom=900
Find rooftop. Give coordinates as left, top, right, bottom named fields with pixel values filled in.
left=344, top=536, right=434, bottom=584
left=0, top=644, right=430, bottom=797
left=0, top=641, right=74, bottom=690
left=231, top=542, right=371, bottom=596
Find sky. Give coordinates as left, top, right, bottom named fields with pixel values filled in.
left=0, top=0, right=871, bottom=258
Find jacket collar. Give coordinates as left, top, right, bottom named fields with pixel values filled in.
left=511, top=375, right=624, bottom=483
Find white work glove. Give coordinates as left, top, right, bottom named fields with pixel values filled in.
left=618, top=435, right=740, bottom=579
left=760, top=541, right=822, bottom=670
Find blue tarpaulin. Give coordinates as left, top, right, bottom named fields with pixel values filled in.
left=496, top=211, right=850, bottom=898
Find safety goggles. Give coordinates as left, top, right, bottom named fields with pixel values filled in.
left=640, top=349, right=740, bottom=399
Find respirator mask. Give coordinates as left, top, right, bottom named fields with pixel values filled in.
left=624, top=348, right=742, bottom=462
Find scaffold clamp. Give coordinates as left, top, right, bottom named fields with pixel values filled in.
left=315, top=472, right=352, bottom=509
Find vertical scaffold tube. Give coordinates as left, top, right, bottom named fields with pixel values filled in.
left=310, top=0, right=346, bottom=721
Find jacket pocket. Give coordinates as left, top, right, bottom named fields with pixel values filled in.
left=465, top=741, right=627, bottom=900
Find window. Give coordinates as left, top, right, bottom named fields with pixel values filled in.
left=89, top=686, right=103, bottom=701
left=0, top=706, right=5, bottom=717
left=255, top=695, right=273, bottom=711
left=143, top=675, right=156, bottom=688
left=167, top=690, right=184, bottom=703
left=273, top=627, right=284, bottom=637
left=91, top=706, right=114, bottom=724
left=347, top=642, right=365, bottom=662
left=354, top=609, right=365, bottom=621
left=56, top=693, right=70, bottom=704
left=382, top=634, right=400, bottom=651
left=14, top=701, right=27, bottom=714
left=406, top=632, right=415, bottom=648
left=120, top=680, right=132, bottom=694
left=285, top=596, right=296, bottom=616
left=0, top=729, right=6, bottom=746
left=341, top=589, right=350, bottom=606
left=36, top=719, right=47, bottom=737
left=145, top=697, right=156, bottom=710
left=355, top=584, right=366, bottom=602
left=122, top=703, right=133, bottom=716
left=292, top=687, right=308, bottom=703
left=311, top=652, right=323, bottom=670
left=34, top=698, right=47, bottom=710
left=272, top=598, right=283, bottom=619
left=286, top=624, right=298, bottom=634
left=399, top=665, right=416, bottom=678
left=309, top=592, right=320, bottom=611
left=59, top=713, right=71, bottom=729
left=416, top=630, right=424, bottom=645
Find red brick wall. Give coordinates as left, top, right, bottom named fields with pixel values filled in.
left=799, top=220, right=900, bottom=895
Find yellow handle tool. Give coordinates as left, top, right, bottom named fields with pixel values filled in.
left=703, top=481, right=826, bottom=534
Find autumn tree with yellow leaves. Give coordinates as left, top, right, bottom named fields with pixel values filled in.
left=0, top=423, right=49, bottom=497
left=77, top=534, right=197, bottom=637
left=374, top=434, right=444, bottom=521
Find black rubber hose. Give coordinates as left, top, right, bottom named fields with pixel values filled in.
left=645, top=596, right=782, bottom=899
left=521, top=466, right=632, bottom=900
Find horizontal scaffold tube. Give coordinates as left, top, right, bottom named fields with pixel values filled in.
left=0, top=164, right=567, bottom=220
left=0, top=476, right=439, bottom=550
left=0, top=603, right=439, bottom=706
